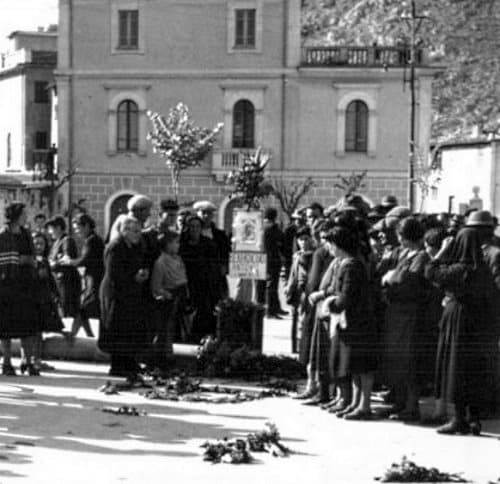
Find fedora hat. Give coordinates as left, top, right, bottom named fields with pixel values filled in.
left=466, top=210, right=495, bottom=227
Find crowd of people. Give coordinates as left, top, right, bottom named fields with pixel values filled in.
left=0, top=196, right=230, bottom=377
left=283, top=195, right=500, bottom=436
left=0, top=192, right=499, bottom=437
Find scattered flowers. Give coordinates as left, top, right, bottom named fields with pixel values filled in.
left=201, top=422, right=290, bottom=464
left=375, top=456, right=468, bottom=482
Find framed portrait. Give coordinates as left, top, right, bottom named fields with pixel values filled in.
left=232, top=209, right=264, bottom=252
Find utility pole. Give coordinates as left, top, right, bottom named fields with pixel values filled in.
left=403, top=0, right=427, bottom=211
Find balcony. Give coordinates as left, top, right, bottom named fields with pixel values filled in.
left=301, top=45, right=424, bottom=68
left=211, top=149, right=270, bottom=181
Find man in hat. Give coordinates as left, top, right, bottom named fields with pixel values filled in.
left=193, top=200, right=231, bottom=298
left=380, top=195, right=398, bottom=215
left=466, top=210, right=500, bottom=416
left=158, top=198, right=179, bottom=232
left=108, top=195, right=153, bottom=242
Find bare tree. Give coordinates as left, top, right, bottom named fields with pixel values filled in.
left=270, top=177, right=316, bottom=219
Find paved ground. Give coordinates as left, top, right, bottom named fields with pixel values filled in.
left=0, top=314, right=500, bottom=484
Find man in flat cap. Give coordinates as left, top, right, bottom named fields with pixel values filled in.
left=158, top=198, right=180, bottom=233
left=194, top=200, right=231, bottom=297
left=108, top=195, right=153, bottom=243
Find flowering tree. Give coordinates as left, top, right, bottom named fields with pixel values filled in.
left=225, top=147, right=273, bottom=210
left=147, top=103, right=223, bottom=200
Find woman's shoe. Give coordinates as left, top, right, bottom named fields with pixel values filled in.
left=436, top=419, right=470, bottom=435
left=19, top=361, right=28, bottom=375
left=292, top=386, right=318, bottom=400
left=336, top=405, right=357, bottom=418
left=27, top=364, right=40, bottom=376
left=343, top=409, right=373, bottom=421
left=469, top=420, right=481, bottom=436
left=327, top=401, right=349, bottom=414
left=321, top=397, right=340, bottom=410
left=2, top=364, right=17, bottom=376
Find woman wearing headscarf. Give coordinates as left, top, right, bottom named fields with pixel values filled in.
left=0, top=202, right=40, bottom=375
left=179, top=215, right=220, bottom=343
left=381, top=217, right=430, bottom=421
left=99, top=216, right=149, bottom=377
left=426, top=228, right=494, bottom=435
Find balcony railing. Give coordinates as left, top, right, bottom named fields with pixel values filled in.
left=211, top=148, right=270, bottom=181
left=301, top=46, right=424, bottom=68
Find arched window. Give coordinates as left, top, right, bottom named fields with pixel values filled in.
left=232, top=100, right=255, bottom=148
left=117, top=100, right=139, bottom=152
left=345, top=100, right=368, bottom=152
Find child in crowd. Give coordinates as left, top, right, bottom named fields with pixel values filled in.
left=150, top=230, right=190, bottom=370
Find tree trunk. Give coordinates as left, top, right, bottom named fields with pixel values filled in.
left=170, top=166, right=180, bottom=202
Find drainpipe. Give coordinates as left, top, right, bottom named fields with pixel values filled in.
left=280, top=0, right=288, bottom=172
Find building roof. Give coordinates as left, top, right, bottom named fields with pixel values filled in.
left=8, top=30, right=57, bottom=39
left=436, top=138, right=500, bottom=151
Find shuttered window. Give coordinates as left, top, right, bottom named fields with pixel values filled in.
left=117, top=100, right=139, bottom=151
left=234, top=9, right=256, bottom=48
left=118, top=10, right=139, bottom=49
left=345, top=100, right=368, bottom=152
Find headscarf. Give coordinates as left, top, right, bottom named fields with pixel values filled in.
left=445, top=227, right=484, bottom=270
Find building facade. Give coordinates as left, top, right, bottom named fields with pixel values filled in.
left=0, top=28, right=58, bottom=225
left=55, top=0, right=440, bottom=234
left=424, top=139, right=500, bottom=216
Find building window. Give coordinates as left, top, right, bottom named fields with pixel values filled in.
left=234, top=9, right=256, bottom=48
left=117, top=100, right=139, bottom=152
left=34, top=81, right=49, bottom=103
left=6, top=133, right=11, bottom=168
left=345, top=100, right=368, bottom=152
left=118, top=10, right=139, bottom=49
left=35, top=131, right=48, bottom=149
left=232, top=100, right=255, bottom=148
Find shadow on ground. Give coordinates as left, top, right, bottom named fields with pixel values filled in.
left=0, top=363, right=282, bottom=470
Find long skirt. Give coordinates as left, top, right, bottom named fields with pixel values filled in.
left=435, top=299, right=486, bottom=408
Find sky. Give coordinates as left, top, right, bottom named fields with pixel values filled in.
left=0, top=0, right=58, bottom=52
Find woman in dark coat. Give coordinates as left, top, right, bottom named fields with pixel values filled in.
left=62, top=214, right=104, bottom=337
left=99, top=216, right=149, bottom=377
left=381, top=217, right=430, bottom=420
left=323, top=226, right=377, bottom=419
left=46, top=216, right=81, bottom=321
left=0, top=202, right=40, bottom=375
left=426, top=228, right=494, bottom=435
left=180, top=215, right=221, bottom=343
